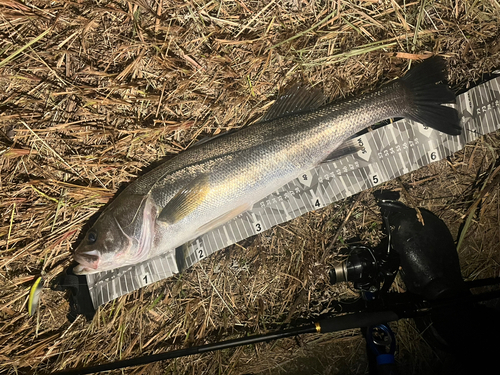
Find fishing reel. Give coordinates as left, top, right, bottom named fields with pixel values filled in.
left=329, top=190, right=465, bottom=300
left=328, top=191, right=468, bottom=374
left=330, top=245, right=386, bottom=293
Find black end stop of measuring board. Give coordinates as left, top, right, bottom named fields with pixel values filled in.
left=51, top=265, right=96, bottom=322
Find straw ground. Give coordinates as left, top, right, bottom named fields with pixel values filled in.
left=1, top=0, right=500, bottom=374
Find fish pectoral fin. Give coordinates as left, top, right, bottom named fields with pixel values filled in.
left=196, top=203, right=251, bottom=235
left=259, top=83, right=326, bottom=123
left=158, top=175, right=210, bottom=224
left=321, top=137, right=365, bottom=163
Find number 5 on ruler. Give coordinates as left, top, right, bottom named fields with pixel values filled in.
left=370, top=174, right=380, bottom=186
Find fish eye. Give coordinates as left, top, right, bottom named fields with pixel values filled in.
left=87, top=231, right=97, bottom=244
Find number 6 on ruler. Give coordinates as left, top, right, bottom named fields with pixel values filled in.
left=428, top=149, right=438, bottom=161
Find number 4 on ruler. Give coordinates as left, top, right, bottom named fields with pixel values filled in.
left=312, top=197, right=324, bottom=209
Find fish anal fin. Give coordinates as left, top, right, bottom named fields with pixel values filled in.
left=158, top=175, right=210, bottom=224
left=175, top=204, right=251, bottom=272
left=322, top=138, right=364, bottom=163
left=260, top=83, right=326, bottom=123
left=196, top=203, right=251, bottom=235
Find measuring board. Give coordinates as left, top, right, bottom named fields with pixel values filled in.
left=86, top=75, right=500, bottom=308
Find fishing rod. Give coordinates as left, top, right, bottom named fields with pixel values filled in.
left=48, top=192, right=500, bottom=374
left=50, top=281, right=500, bottom=375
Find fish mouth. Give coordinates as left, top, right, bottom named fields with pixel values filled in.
left=74, top=250, right=101, bottom=273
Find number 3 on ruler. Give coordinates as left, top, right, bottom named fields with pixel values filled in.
left=254, top=222, right=263, bottom=233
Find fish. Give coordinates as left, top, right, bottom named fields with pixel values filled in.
left=73, top=57, right=461, bottom=275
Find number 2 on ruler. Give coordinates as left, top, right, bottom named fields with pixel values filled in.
left=197, top=248, right=205, bottom=260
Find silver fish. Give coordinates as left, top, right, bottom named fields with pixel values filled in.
left=73, top=57, right=461, bottom=274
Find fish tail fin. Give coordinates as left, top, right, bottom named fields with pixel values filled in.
left=399, top=57, right=462, bottom=135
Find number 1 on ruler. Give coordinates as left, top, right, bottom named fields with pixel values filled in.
left=141, top=272, right=151, bottom=286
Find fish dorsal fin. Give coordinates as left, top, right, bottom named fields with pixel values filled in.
left=193, top=128, right=239, bottom=148
left=260, top=83, right=326, bottom=123
left=158, top=175, right=210, bottom=224
left=322, top=137, right=364, bottom=163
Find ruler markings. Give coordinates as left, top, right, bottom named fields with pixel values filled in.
left=485, top=84, right=497, bottom=133
left=422, top=141, right=431, bottom=166
left=227, top=221, right=238, bottom=244
left=286, top=186, right=301, bottom=218
left=157, top=257, right=167, bottom=279
left=241, top=213, right=252, bottom=238
left=324, top=165, right=337, bottom=199
left=332, top=173, right=344, bottom=199
left=262, top=203, right=273, bottom=229
left=273, top=198, right=286, bottom=222
left=476, top=85, right=486, bottom=135
left=399, top=121, right=412, bottom=172
left=480, top=85, right=493, bottom=134
left=479, top=85, right=491, bottom=134
left=437, top=137, right=446, bottom=161
left=288, top=182, right=304, bottom=216
left=234, top=216, right=244, bottom=241
left=341, top=172, right=353, bottom=197
left=121, top=276, right=127, bottom=298
left=470, top=88, right=481, bottom=142
left=490, top=95, right=500, bottom=131
left=487, top=82, right=500, bottom=129
left=212, top=229, right=223, bottom=252
left=464, top=90, right=474, bottom=143
left=358, top=167, right=369, bottom=191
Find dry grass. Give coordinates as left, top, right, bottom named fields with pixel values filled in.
left=1, top=0, right=500, bottom=374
